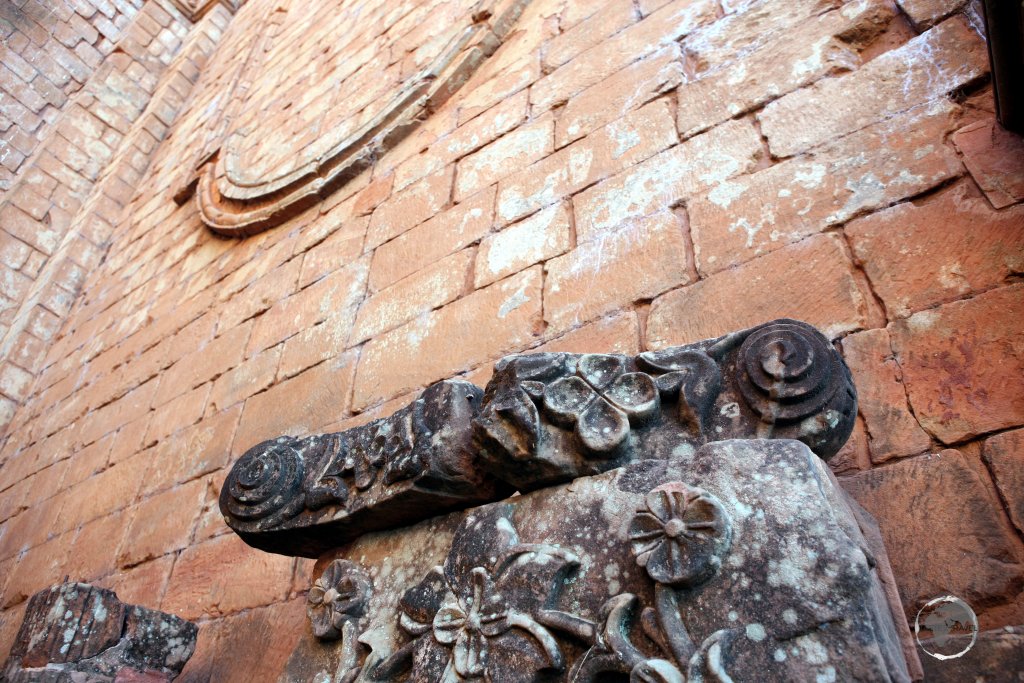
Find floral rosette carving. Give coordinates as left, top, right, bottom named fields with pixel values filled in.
left=629, top=483, right=732, bottom=588
left=372, top=506, right=579, bottom=682
left=308, top=559, right=373, bottom=640
left=542, top=354, right=660, bottom=455
left=538, top=482, right=738, bottom=682
left=307, top=560, right=373, bottom=683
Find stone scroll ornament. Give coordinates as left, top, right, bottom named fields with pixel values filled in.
left=192, top=0, right=534, bottom=235
left=220, top=319, right=857, bottom=558
left=220, top=380, right=505, bottom=557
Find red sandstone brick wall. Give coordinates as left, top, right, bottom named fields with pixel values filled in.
left=0, top=0, right=1022, bottom=678
left=0, top=0, right=227, bottom=430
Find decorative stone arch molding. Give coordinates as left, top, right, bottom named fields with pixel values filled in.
left=192, top=0, right=533, bottom=236
left=170, top=0, right=245, bottom=22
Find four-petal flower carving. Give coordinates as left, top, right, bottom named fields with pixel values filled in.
left=629, top=483, right=732, bottom=588
left=543, top=354, right=660, bottom=455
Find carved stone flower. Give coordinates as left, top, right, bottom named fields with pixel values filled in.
left=629, top=483, right=732, bottom=588
left=543, top=354, right=659, bottom=454
left=393, top=506, right=579, bottom=682
left=307, top=559, right=372, bottom=640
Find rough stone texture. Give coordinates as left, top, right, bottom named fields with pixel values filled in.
left=952, top=118, right=1024, bottom=209
left=676, top=0, right=895, bottom=138
left=647, top=233, right=870, bottom=347
left=691, top=101, right=963, bottom=275
left=889, top=284, right=1024, bottom=444
left=846, top=181, right=1024, bottom=319
left=919, top=628, right=1024, bottom=682
left=543, top=211, right=691, bottom=334
left=897, top=0, right=968, bottom=28
left=842, top=450, right=1024, bottom=617
left=573, top=118, right=762, bottom=240
left=983, top=429, right=1024, bottom=535
left=178, top=598, right=307, bottom=683
left=353, top=267, right=543, bottom=411
left=475, top=202, right=570, bottom=288
left=841, top=328, right=932, bottom=463
left=495, top=97, right=680, bottom=227
left=758, top=16, right=988, bottom=157
left=2, top=582, right=196, bottom=682
left=277, top=440, right=913, bottom=682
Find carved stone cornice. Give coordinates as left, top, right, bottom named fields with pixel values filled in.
left=219, top=319, right=856, bottom=557
left=280, top=440, right=916, bottom=682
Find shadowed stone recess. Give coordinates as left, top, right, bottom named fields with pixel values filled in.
left=2, top=582, right=197, bottom=682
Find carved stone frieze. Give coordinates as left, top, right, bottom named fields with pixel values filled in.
left=1, top=583, right=197, bottom=682
left=277, top=440, right=916, bottom=682
left=220, top=319, right=856, bottom=557
left=220, top=380, right=507, bottom=557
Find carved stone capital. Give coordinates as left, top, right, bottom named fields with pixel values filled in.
left=474, top=318, right=856, bottom=491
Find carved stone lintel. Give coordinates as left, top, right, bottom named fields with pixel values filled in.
left=219, top=319, right=856, bottom=557
left=278, top=440, right=916, bottom=682
left=2, top=583, right=197, bottom=682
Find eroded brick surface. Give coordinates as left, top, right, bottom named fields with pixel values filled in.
left=647, top=233, right=870, bottom=347
left=890, top=284, right=1024, bottom=444
left=843, top=449, right=1024, bottom=617
left=847, top=181, right=1024, bottom=318
left=841, top=328, right=932, bottom=463
left=983, top=428, right=1024, bottom=536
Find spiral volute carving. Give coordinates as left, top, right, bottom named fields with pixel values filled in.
left=222, top=437, right=306, bottom=528
left=737, top=320, right=842, bottom=423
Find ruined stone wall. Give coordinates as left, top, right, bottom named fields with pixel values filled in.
left=0, top=0, right=1022, bottom=679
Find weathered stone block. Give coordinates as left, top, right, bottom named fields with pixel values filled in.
left=842, top=449, right=1024, bottom=616
left=279, top=439, right=914, bottom=682
left=2, top=582, right=196, bottom=682
left=889, top=284, right=1024, bottom=443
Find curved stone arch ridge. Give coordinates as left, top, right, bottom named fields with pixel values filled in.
left=195, top=0, right=534, bottom=236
